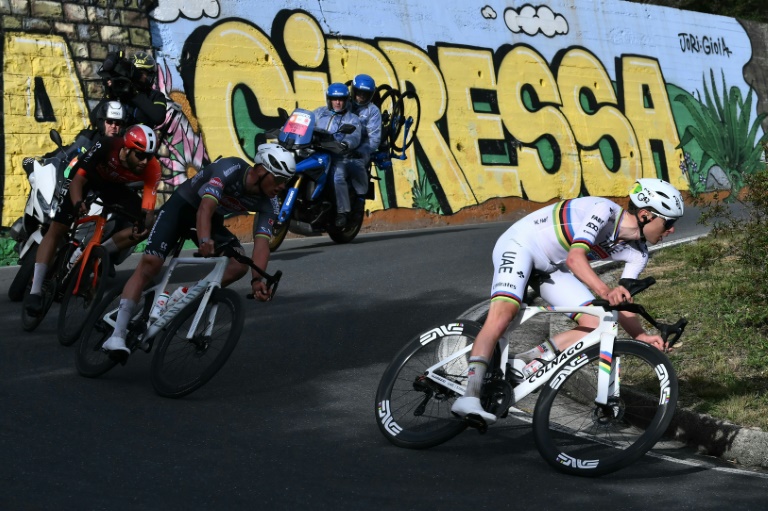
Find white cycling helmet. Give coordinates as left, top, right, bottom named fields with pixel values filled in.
left=255, top=143, right=296, bottom=180
left=98, top=101, right=127, bottom=123
left=629, top=178, right=684, bottom=219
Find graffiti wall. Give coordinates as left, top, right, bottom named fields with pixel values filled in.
left=2, top=0, right=767, bottom=233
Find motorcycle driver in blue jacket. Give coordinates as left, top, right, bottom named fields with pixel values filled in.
left=312, top=83, right=362, bottom=228
left=348, top=74, right=382, bottom=223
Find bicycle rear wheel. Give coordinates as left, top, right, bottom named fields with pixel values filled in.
left=532, top=340, right=678, bottom=477
left=58, top=246, right=111, bottom=346
left=376, top=87, right=401, bottom=149
left=375, top=321, right=494, bottom=449
left=76, top=285, right=123, bottom=377
left=150, top=287, right=243, bottom=398
left=391, top=90, right=420, bottom=152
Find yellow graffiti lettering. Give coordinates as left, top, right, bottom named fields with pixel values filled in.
left=378, top=40, right=463, bottom=211
left=557, top=48, right=641, bottom=196
left=438, top=46, right=522, bottom=207
left=195, top=21, right=296, bottom=161
left=3, top=33, right=89, bottom=226
left=497, top=46, right=580, bottom=201
left=621, top=56, right=686, bottom=188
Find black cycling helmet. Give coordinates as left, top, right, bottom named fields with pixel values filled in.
left=129, top=51, right=157, bottom=91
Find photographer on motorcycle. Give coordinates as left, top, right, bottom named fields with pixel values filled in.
left=24, top=125, right=162, bottom=317
left=348, top=74, right=382, bottom=223
left=313, top=83, right=362, bottom=228
left=100, top=143, right=295, bottom=357
left=95, top=50, right=167, bottom=128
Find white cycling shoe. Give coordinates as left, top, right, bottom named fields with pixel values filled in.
left=451, top=396, right=497, bottom=424
left=102, top=335, right=130, bottom=356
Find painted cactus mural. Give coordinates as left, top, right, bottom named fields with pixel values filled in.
left=676, top=70, right=768, bottom=197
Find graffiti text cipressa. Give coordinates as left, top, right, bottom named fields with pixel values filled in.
left=678, top=33, right=732, bottom=57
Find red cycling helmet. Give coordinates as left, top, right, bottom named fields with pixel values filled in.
left=124, top=124, right=157, bottom=154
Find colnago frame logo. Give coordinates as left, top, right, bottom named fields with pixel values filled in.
left=525, top=341, right=585, bottom=385
left=377, top=400, right=403, bottom=436
left=419, top=323, right=464, bottom=345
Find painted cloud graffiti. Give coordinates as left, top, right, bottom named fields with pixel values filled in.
left=481, top=6, right=497, bottom=19
left=150, top=0, right=221, bottom=22
left=504, top=5, right=568, bottom=37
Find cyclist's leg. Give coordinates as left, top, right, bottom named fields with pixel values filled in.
left=103, top=196, right=193, bottom=354
left=452, top=232, right=533, bottom=423
left=30, top=221, right=68, bottom=293
left=30, top=191, right=77, bottom=296
left=99, top=183, right=146, bottom=253
left=25, top=213, right=71, bottom=316
left=539, top=271, right=599, bottom=351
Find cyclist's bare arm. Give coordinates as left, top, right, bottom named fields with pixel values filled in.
left=195, top=196, right=217, bottom=257
left=618, top=311, right=665, bottom=350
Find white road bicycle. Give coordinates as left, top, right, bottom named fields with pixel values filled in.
left=375, top=277, right=687, bottom=477
left=76, top=239, right=282, bottom=398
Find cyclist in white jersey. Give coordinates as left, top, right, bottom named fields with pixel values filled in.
left=452, top=179, right=685, bottom=424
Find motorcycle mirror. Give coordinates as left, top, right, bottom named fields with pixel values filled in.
left=339, top=124, right=356, bottom=134
left=49, top=129, right=63, bottom=149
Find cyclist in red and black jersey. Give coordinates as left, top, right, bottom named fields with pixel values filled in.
left=24, top=125, right=162, bottom=316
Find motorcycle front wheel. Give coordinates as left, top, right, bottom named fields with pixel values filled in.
left=327, top=211, right=363, bottom=244
left=9, top=244, right=37, bottom=302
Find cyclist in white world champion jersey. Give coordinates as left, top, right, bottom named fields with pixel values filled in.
left=452, top=179, right=686, bottom=424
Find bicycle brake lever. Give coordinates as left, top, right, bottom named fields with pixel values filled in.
left=659, top=318, right=688, bottom=352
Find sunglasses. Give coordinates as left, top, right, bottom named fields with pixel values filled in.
left=131, top=150, right=151, bottom=161
left=272, top=174, right=291, bottom=185
left=654, top=214, right=677, bottom=230
left=104, top=119, right=123, bottom=126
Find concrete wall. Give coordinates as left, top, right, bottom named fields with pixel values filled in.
left=2, top=0, right=767, bottom=238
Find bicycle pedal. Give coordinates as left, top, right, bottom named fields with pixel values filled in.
left=464, top=414, right=488, bottom=434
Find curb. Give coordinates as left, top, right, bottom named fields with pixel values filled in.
left=459, top=233, right=768, bottom=471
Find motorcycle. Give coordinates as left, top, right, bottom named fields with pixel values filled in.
left=268, top=108, right=373, bottom=252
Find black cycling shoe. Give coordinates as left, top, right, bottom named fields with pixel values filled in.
left=25, top=293, right=43, bottom=317
left=335, top=213, right=348, bottom=228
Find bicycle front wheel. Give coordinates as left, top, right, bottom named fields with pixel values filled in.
left=374, top=321, right=491, bottom=449
left=532, top=340, right=678, bottom=477
left=58, top=246, right=111, bottom=346
left=76, top=286, right=126, bottom=377
left=150, top=287, right=243, bottom=398
left=20, top=244, right=69, bottom=332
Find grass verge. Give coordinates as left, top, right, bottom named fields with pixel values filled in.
left=606, top=234, right=768, bottom=430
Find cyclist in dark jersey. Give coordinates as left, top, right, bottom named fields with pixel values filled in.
left=25, top=125, right=162, bottom=316
left=101, top=143, right=296, bottom=357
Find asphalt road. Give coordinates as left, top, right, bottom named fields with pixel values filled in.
left=1, top=213, right=765, bottom=510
